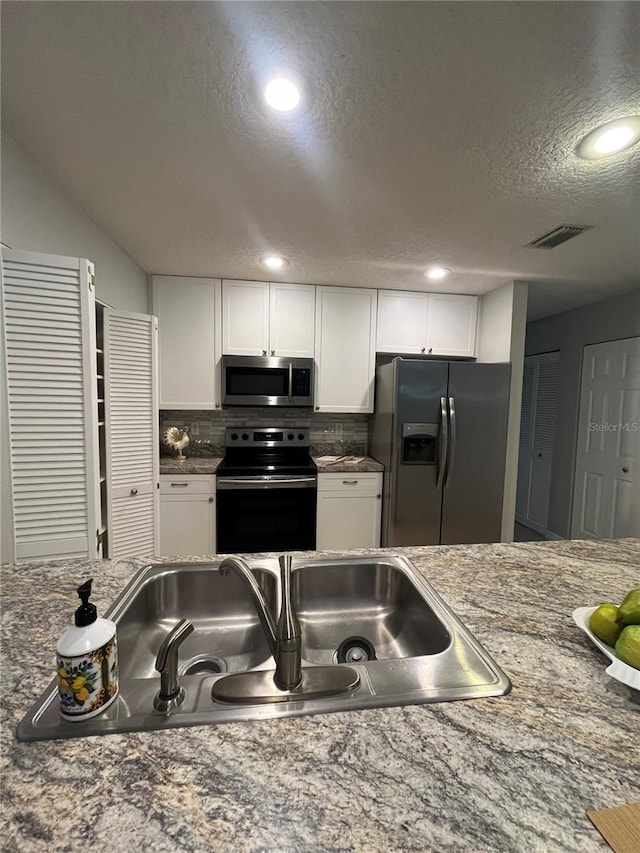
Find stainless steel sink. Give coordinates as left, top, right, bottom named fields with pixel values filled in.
left=294, top=561, right=451, bottom=664
left=18, top=555, right=511, bottom=741
left=116, top=566, right=278, bottom=678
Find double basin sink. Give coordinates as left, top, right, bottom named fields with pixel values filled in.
left=18, top=555, right=511, bottom=741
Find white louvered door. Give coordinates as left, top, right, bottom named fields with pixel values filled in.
left=1, top=249, right=100, bottom=560
left=516, top=352, right=560, bottom=533
left=104, top=309, right=158, bottom=557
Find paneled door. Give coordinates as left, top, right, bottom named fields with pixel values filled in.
left=572, top=337, right=640, bottom=539
left=104, top=309, right=159, bottom=557
left=516, top=351, right=560, bottom=534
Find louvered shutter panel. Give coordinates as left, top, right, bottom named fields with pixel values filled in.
left=519, top=360, right=535, bottom=450
left=104, top=309, right=158, bottom=557
left=2, top=249, right=100, bottom=560
left=532, top=355, right=560, bottom=453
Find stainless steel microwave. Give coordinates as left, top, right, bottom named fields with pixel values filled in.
left=221, top=356, right=314, bottom=407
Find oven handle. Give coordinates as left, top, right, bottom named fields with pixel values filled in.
left=217, top=477, right=317, bottom=490
left=288, top=362, right=293, bottom=402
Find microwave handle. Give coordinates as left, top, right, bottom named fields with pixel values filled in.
left=288, top=362, right=293, bottom=401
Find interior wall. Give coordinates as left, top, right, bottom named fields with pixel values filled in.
left=1, top=132, right=148, bottom=312
left=477, top=281, right=529, bottom=542
left=525, top=287, right=640, bottom=538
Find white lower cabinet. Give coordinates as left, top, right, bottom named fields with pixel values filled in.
left=159, top=475, right=216, bottom=556
left=316, top=472, right=382, bottom=550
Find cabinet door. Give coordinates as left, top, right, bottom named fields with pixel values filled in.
left=424, top=294, right=478, bottom=357
left=269, top=282, right=315, bottom=357
left=104, top=309, right=159, bottom=558
left=317, top=492, right=381, bottom=549
left=315, top=287, right=377, bottom=413
left=222, top=280, right=270, bottom=356
left=1, top=249, right=101, bottom=561
left=376, top=290, right=428, bottom=353
left=159, top=494, right=215, bottom=556
left=152, top=276, right=221, bottom=409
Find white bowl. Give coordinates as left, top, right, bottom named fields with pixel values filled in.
left=572, top=606, right=640, bottom=692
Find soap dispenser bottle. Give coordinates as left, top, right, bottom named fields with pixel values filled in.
left=56, top=579, right=119, bottom=720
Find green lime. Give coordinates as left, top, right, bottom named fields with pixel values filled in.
left=616, top=588, right=640, bottom=626
left=589, top=603, right=622, bottom=647
left=615, top=625, right=640, bottom=670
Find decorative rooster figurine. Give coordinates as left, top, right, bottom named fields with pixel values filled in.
left=163, top=426, right=190, bottom=460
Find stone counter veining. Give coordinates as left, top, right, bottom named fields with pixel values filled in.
left=159, top=456, right=382, bottom=475
left=160, top=457, right=223, bottom=475
left=1, top=539, right=639, bottom=852
left=313, top=455, right=383, bottom=473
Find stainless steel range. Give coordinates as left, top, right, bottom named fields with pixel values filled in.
left=216, top=427, right=317, bottom=553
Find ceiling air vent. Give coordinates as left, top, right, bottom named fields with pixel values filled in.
left=526, top=224, right=591, bottom=250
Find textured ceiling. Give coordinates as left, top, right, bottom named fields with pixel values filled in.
left=2, top=1, right=639, bottom=320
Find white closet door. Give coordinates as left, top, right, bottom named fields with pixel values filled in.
left=572, top=337, right=640, bottom=539
left=2, top=249, right=100, bottom=561
left=104, top=309, right=158, bottom=557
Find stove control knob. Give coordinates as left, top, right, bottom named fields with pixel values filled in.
left=298, top=433, right=305, bottom=441
left=242, top=432, right=249, bottom=441
left=230, top=433, right=238, bottom=441
left=287, top=433, right=294, bottom=440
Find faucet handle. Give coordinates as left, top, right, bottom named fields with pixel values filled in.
left=154, top=618, right=194, bottom=713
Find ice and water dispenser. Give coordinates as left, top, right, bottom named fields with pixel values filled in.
left=401, top=423, right=438, bottom=464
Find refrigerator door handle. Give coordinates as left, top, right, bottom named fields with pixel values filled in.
left=436, top=396, right=449, bottom=489
left=445, top=396, right=456, bottom=488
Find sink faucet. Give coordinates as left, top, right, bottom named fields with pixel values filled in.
left=219, top=555, right=302, bottom=691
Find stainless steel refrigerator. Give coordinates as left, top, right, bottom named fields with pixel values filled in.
left=370, top=358, right=511, bottom=546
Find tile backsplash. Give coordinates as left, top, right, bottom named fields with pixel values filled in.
left=160, top=409, right=370, bottom=457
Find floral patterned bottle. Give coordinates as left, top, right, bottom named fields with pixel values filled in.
left=56, top=579, right=118, bottom=721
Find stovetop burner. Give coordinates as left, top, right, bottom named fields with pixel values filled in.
left=217, top=427, right=316, bottom=477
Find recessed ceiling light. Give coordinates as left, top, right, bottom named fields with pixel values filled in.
left=577, top=116, right=640, bottom=159
left=425, top=267, right=451, bottom=280
left=262, top=255, right=289, bottom=270
left=264, top=77, right=300, bottom=112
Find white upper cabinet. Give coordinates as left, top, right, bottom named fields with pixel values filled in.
left=376, top=290, right=478, bottom=357
left=269, top=282, right=316, bottom=358
left=425, top=294, right=478, bottom=357
left=376, top=290, right=429, bottom=353
left=315, top=286, right=377, bottom=413
left=222, top=280, right=315, bottom=357
left=152, top=276, right=222, bottom=409
left=222, top=280, right=270, bottom=356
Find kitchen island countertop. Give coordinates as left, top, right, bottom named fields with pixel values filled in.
left=1, top=539, right=639, bottom=852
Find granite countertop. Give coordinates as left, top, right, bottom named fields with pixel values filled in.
left=2, top=539, right=639, bottom=852
left=313, top=455, right=384, bottom=473
left=159, top=456, right=383, bottom=475
left=160, top=456, right=223, bottom=475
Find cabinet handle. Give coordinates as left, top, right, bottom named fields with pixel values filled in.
left=170, top=482, right=189, bottom=487
left=421, top=347, right=425, bottom=353
left=215, top=403, right=220, bottom=408
left=343, top=480, right=358, bottom=485
left=377, top=493, right=381, bottom=499
left=623, top=466, right=629, bottom=473
left=271, top=350, right=275, bottom=356
left=263, top=350, right=267, bottom=356
left=208, top=496, right=214, bottom=502
left=428, top=347, right=433, bottom=354
left=130, top=488, right=138, bottom=496
left=315, top=406, right=320, bottom=411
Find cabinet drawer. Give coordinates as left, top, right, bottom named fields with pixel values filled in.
left=317, top=472, right=382, bottom=494
left=159, top=475, right=216, bottom=495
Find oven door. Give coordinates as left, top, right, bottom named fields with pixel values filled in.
left=216, top=476, right=317, bottom=553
